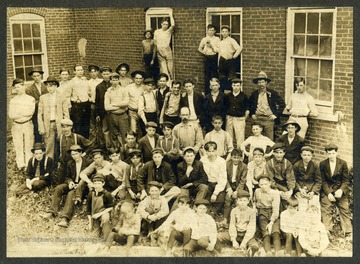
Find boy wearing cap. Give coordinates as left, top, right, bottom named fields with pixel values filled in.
left=138, top=148, right=180, bottom=202
left=159, top=80, right=181, bottom=126
left=38, top=76, right=69, bottom=160
left=277, top=119, right=304, bottom=165
left=126, top=71, right=145, bottom=135
left=249, top=71, right=285, bottom=141
left=136, top=181, right=169, bottom=236
left=115, top=63, right=133, bottom=87
left=246, top=147, right=267, bottom=199
left=125, top=149, right=144, bottom=200
left=155, top=73, right=170, bottom=115
left=104, top=72, right=129, bottom=148
left=320, top=144, right=352, bottom=240
left=26, top=67, right=48, bottom=143
left=218, top=25, right=242, bottom=92
left=253, top=175, right=282, bottom=256
left=86, top=173, right=114, bottom=238
left=204, top=115, right=233, bottom=160
left=120, top=131, right=139, bottom=163
left=9, top=78, right=35, bottom=171
left=198, top=24, right=220, bottom=95
left=106, top=148, right=129, bottom=199
left=142, top=29, right=158, bottom=79
left=293, top=146, right=322, bottom=210
left=15, top=143, right=53, bottom=196
left=225, top=78, right=250, bottom=148
left=183, top=199, right=220, bottom=257
left=266, top=142, right=295, bottom=210
left=138, top=121, right=160, bottom=163
left=217, top=190, right=259, bottom=257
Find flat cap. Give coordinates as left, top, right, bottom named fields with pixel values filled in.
left=194, top=199, right=210, bottom=206
left=128, top=149, right=142, bottom=157
left=272, top=142, right=285, bottom=151
left=237, top=190, right=251, bottom=199
left=91, top=148, right=105, bottom=156
left=325, top=143, right=338, bottom=151
left=67, top=144, right=83, bottom=153
left=146, top=121, right=158, bottom=128
left=43, top=76, right=60, bottom=87
left=152, top=147, right=164, bottom=155
left=161, top=121, right=174, bottom=129
left=110, top=72, right=120, bottom=79
left=60, top=118, right=73, bottom=126
left=148, top=181, right=163, bottom=188
left=231, top=78, right=242, bottom=84
left=221, top=25, right=231, bottom=31
left=12, top=78, right=24, bottom=86
left=144, top=78, right=155, bottom=84
left=88, top=65, right=100, bottom=72
left=92, top=173, right=105, bottom=183
left=99, top=66, right=112, bottom=73
left=301, top=146, right=314, bottom=153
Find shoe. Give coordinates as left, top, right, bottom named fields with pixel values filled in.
left=57, top=218, right=69, bottom=228
left=300, top=253, right=306, bottom=257
left=40, top=212, right=54, bottom=219
left=247, top=248, right=253, bottom=257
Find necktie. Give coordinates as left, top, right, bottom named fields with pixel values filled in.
left=35, top=162, right=40, bottom=177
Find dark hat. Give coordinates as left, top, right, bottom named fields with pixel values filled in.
left=144, top=78, right=155, bottom=84
left=128, top=149, right=142, bottom=157
left=257, top=174, right=272, bottom=182
left=43, top=76, right=60, bottom=87
left=157, top=73, right=169, bottom=81
left=252, top=71, right=271, bottom=84
left=148, top=181, right=163, bottom=188
left=144, top=29, right=153, bottom=37
left=12, top=78, right=24, bottom=86
left=92, top=173, right=105, bottom=183
left=108, top=147, right=120, bottom=154
left=115, top=63, right=130, bottom=73
left=146, top=121, right=158, bottom=128
left=183, top=146, right=196, bottom=154
left=272, top=142, right=285, bottom=151
left=88, top=65, right=100, bottom=72
left=99, top=66, right=113, bottom=73
left=230, top=148, right=242, bottom=156
left=91, top=148, right=104, bottom=157
left=221, top=25, right=231, bottom=31
left=152, top=147, right=164, bottom=155
left=194, top=199, right=210, bottom=206
left=325, top=143, right=338, bottom=152
left=28, top=66, right=44, bottom=76
left=67, top=144, right=83, bottom=153
left=110, top=72, right=120, bottom=79
left=161, top=121, right=174, bottom=129
left=301, top=146, right=314, bottom=154
left=231, top=78, right=242, bottom=84
left=237, top=190, right=250, bottom=199
left=131, top=70, right=146, bottom=78
left=60, top=118, right=73, bottom=126
left=31, top=143, right=46, bottom=153
left=253, top=147, right=265, bottom=155
left=282, top=119, right=301, bottom=132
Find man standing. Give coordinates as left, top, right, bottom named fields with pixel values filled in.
left=115, top=63, right=133, bottom=88
left=249, top=71, right=285, bottom=141
left=9, top=78, right=35, bottom=171
left=38, top=76, right=69, bottom=160
left=127, top=70, right=145, bottom=135
left=155, top=73, right=170, bottom=116
left=218, top=25, right=242, bottom=92
left=154, top=13, right=175, bottom=80
left=26, top=67, right=48, bottom=143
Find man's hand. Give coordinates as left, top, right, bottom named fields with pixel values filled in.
left=140, top=190, right=148, bottom=200
left=269, top=114, right=277, bottom=121
left=328, top=193, right=336, bottom=202
left=299, top=187, right=307, bottom=197
left=266, top=221, right=274, bottom=234
left=307, top=191, right=314, bottom=200
left=39, top=128, right=45, bottom=135
left=232, top=240, right=240, bottom=249
left=96, top=116, right=101, bottom=122
left=26, top=179, right=32, bottom=190
left=251, top=115, right=258, bottom=120
left=87, top=181, right=94, bottom=189
left=182, top=183, right=193, bottom=189
left=211, top=193, right=218, bottom=203
left=334, top=189, right=343, bottom=198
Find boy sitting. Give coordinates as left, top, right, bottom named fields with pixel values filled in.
left=125, top=149, right=144, bottom=201
left=245, top=147, right=267, bottom=199
left=106, top=148, right=129, bottom=199
left=120, top=130, right=139, bottom=163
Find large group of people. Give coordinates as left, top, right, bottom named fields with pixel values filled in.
left=8, top=19, right=352, bottom=257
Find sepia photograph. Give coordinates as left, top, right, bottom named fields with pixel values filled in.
left=5, top=4, right=353, bottom=258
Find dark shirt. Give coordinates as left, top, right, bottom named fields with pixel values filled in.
left=225, top=92, right=249, bottom=117
left=95, top=79, right=112, bottom=119
left=156, top=87, right=170, bottom=113
left=26, top=156, right=54, bottom=183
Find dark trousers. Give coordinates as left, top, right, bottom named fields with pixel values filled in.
left=163, top=114, right=181, bottom=127
left=168, top=229, right=192, bottom=249
left=71, top=101, right=91, bottom=138
left=183, top=237, right=221, bottom=255
left=32, top=105, right=42, bottom=143
left=106, top=232, right=138, bottom=248
left=258, top=208, right=281, bottom=253
left=207, top=182, right=226, bottom=214
left=15, top=180, right=48, bottom=196
left=143, top=53, right=159, bottom=80
left=219, top=57, right=237, bottom=92
left=49, top=183, right=75, bottom=220
left=108, top=112, right=129, bottom=148
left=204, top=54, right=219, bottom=95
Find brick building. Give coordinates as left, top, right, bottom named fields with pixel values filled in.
left=6, top=7, right=353, bottom=165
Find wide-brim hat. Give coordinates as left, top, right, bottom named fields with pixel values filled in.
left=43, top=76, right=60, bottom=87
left=12, top=78, right=24, bottom=86
left=115, top=63, right=130, bottom=73
left=253, top=71, right=271, bottom=84
left=31, top=143, right=46, bottom=153
left=131, top=70, right=146, bottom=78
left=28, top=67, right=44, bottom=76
left=144, top=29, right=153, bottom=36
left=282, top=119, right=301, bottom=132
left=67, top=144, right=83, bottom=153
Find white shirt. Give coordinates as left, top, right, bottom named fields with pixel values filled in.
left=154, top=28, right=172, bottom=49
left=187, top=93, right=197, bottom=120
left=200, top=155, right=227, bottom=195
left=49, top=92, right=57, bottom=121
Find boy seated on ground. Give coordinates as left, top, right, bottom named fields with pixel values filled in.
left=86, top=173, right=114, bottom=239
left=124, top=149, right=144, bottom=201
left=253, top=175, right=282, bottom=257
left=245, top=147, right=267, bottom=199
left=15, top=142, right=53, bottom=196
left=217, top=190, right=259, bottom=257
left=136, top=181, right=169, bottom=242
left=280, top=196, right=302, bottom=256
left=105, top=200, right=141, bottom=254
left=183, top=199, right=221, bottom=257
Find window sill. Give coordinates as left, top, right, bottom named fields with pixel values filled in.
left=283, top=111, right=339, bottom=122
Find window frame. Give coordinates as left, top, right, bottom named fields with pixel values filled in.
left=285, top=7, right=338, bottom=121
left=206, top=7, right=243, bottom=80
left=9, top=13, right=49, bottom=85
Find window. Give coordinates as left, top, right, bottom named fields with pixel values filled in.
left=285, top=8, right=337, bottom=120
left=9, top=13, right=48, bottom=83
left=206, top=8, right=243, bottom=79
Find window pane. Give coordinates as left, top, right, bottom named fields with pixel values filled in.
left=15, top=68, right=25, bottom=80
left=307, top=13, right=319, bottom=34
left=12, top=24, right=22, bottom=38
left=320, top=60, right=332, bottom=79
left=307, top=83, right=318, bottom=100
left=319, top=36, right=331, bottom=56
left=23, top=39, right=33, bottom=52
left=294, top=13, right=306, bottom=33
left=212, top=15, right=220, bottom=33
left=231, top=15, right=240, bottom=34
left=293, top=35, right=305, bottom=55
left=222, top=15, right=230, bottom=26
left=32, top=23, right=41, bottom=37
left=294, top=58, right=306, bottom=76
left=232, top=35, right=240, bottom=44
left=150, top=17, right=157, bottom=31
left=33, top=39, right=42, bottom=52
left=24, top=55, right=33, bottom=66
left=319, top=80, right=332, bottom=101
left=320, top=13, right=333, bottom=34
left=33, top=55, right=42, bottom=65
left=25, top=67, right=33, bottom=81
left=13, top=39, right=23, bottom=53
left=22, top=24, right=31, bottom=38
left=306, top=36, right=318, bottom=56
left=14, top=56, right=23, bottom=67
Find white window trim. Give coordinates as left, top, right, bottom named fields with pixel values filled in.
left=206, top=7, right=243, bottom=80
left=285, top=7, right=338, bottom=122
left=9, top=13, right=49, bottom=86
